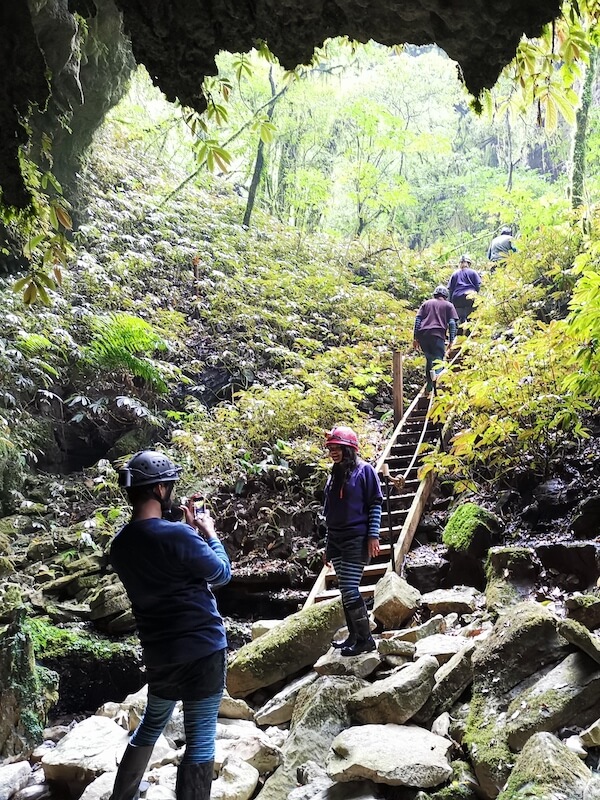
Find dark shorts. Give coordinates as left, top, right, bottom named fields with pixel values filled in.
left=326, top=532, right=368, bottom=564
left=146, top=647, right=227, bottom=701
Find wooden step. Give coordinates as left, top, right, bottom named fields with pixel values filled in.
left=314, top=585, right=374, bottom=603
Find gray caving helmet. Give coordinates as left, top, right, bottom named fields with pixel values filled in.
left=433, top=285, right=449, bottom=299
left=118, top=450, right=182, bottom=488
left=501, top=225, right=512, bottom=235
left=460, top=253, right=472, bottom=264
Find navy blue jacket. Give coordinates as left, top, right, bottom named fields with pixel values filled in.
left=110, top=518, right=231, bottom=667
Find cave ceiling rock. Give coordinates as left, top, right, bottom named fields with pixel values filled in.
left=3, top=0, right=563, bottom=208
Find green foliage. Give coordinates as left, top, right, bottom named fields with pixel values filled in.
left=1, top=155, right=73, bottom=303
left=173, top=383, right=362, bottom=491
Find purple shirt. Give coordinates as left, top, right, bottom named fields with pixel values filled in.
left=448, top=267, right=481, bottom=301
left=414, top=298, right=458, bottom=340
left=324, top=460, right=383, bottom=537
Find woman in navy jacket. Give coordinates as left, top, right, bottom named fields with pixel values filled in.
left=323, top=426, right=383, bottom=656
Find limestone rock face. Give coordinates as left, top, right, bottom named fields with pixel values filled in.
left=0, top=613, right=59, bottom=759
left=4, top=0, right=564, bottom=207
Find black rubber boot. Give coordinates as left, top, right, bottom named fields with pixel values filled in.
left=341, top=603, right=376, bottom=657
left=176, top=761, right=214, bottom=800
left=331, top=605, right=356, bottom=649
left=110, top=744, right=154, bottom=800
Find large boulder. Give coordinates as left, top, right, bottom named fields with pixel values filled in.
left=506, top=652, right=600, bottom=749
left=327, top=724, right=452, bottom=788
left=227, top=599, right=344, bottom=698
left=464, top=603, right=568, bottom=798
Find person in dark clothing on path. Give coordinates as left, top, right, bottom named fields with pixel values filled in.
left=109, top=450, right=231, bottom=800
left=448, top=253, right=481, bottom=324
left=487, top=225, right=517, bottom=263
left=324, top=426, right=383, bottom=657
left=413, top=285, right=458, bottom=392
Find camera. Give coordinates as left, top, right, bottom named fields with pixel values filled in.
left=193, top=499, right=206, bottom=518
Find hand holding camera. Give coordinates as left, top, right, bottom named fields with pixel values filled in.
left=182, top=493, right=218, bottom=541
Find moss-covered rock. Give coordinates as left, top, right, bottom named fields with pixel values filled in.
left=566, top=593, right=600, bottom=630
left=464, top=603, right=569, bottom=797
left=442, top=503, right=500, bottom=557
left=497, top=732, right=591, bottom=799
left=227, top=599, right=344, bottom=698
left=424, top=760, right=479, bottom=799
left=0, top=584, right=24, bottom=623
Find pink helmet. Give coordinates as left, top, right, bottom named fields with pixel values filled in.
left=325, top=426, right=359, bottom=451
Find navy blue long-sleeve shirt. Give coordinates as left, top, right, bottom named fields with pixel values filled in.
left=110, top=518, right=231, bottom=667
left=324, top=460, right=383, bottom=539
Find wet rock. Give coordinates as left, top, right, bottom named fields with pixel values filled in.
left=404, top=546, right=450, bottom=594
left=0, top=612, right=59, bottom=759
left=571, top=494, right=600, bottom=538
left=414, top=633, right=471, bottom=665
left=534, top=542, right=599, bottom=589
left=534, top=478, right=571, bottom=510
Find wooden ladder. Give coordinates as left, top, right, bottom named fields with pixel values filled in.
left=303, top=388, right=439, bottom=608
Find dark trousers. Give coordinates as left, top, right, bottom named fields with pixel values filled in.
left=416, top=332, right=445, bottom=390
left=452, top=296, right=474, bottom=324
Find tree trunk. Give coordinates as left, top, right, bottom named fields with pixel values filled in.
left=243, top=67, right=277, bottom=228
left=571, top=46, right=598, bottom=209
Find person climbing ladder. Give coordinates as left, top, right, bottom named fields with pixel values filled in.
left=413, top=285, right=458, bottom=394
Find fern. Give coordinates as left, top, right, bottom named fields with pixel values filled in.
left=87, top=313, right=170, bottom=392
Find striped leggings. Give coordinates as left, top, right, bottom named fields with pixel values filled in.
left=130, top=691, right=222, bottom=763
left=330, top=555, right=367, bottom=608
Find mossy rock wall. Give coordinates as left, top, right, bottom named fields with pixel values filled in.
left=0, top=612, right=59, bottom=758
